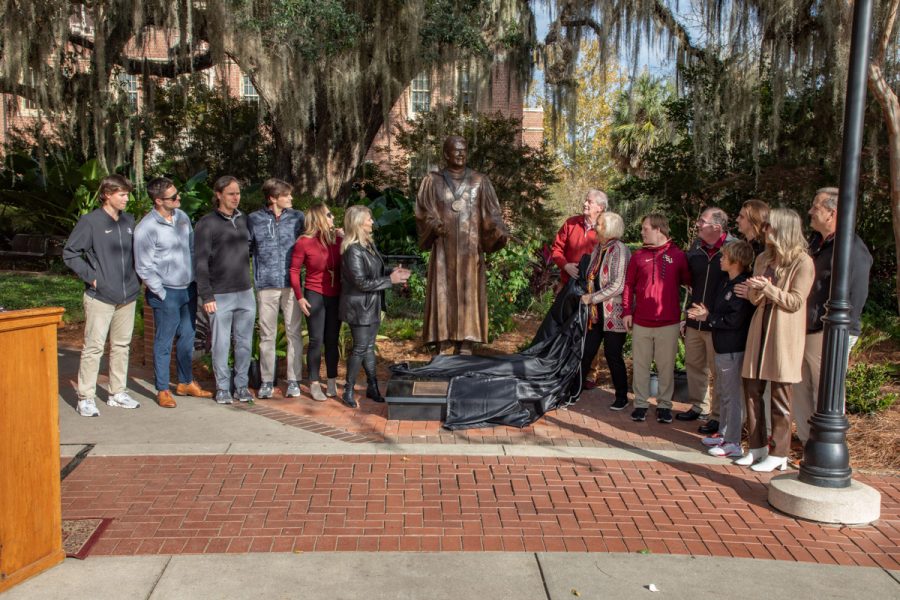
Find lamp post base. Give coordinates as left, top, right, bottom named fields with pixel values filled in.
left=768, top=474, right=881, bottom=524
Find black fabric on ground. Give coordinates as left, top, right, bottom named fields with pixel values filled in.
left=390, top=276, right=589, bottom=430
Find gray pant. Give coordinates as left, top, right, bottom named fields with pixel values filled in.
left=714, top=352, right=744, bottom=445
left=209, top=289, right=256, bottom=392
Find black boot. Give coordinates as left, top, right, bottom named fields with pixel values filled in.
left=342, top=384, right=358, bottom=408
left=366, top=379, right=385, bottom=403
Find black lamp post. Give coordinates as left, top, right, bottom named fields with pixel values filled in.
left=799, top=0, right=874, bottom=488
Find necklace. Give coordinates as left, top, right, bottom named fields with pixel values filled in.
left=323, top=237, right=336, bottom=287
left=441, top=168, right=471, bottom=212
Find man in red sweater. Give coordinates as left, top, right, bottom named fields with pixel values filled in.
left=551, top=189, right=608, bottom=286
left=622, top=214, right=690, bottom=423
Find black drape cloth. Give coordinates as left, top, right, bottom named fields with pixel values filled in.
left=391, top=273, right=589, bottom=430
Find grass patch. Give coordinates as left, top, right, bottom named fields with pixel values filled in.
left=0, top=271, right=86, bottom=323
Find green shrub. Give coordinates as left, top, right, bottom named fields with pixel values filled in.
left=485, top=242, right=537, bottom=339
left=845, top=363, right=898, bottom=415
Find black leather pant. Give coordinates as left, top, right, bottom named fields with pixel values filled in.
left=346, top=322, right=379, bottom=389
left=582, top=328, right=628, bottom=401
left=305, top=290, right=341, bottom=380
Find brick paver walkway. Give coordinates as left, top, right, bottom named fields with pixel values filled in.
left=238, top=384, right=709, bottom=449
left=62, top=454, right=900, bottom=569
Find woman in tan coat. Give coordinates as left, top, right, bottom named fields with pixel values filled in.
left=737, top=208, right=814, bottom=472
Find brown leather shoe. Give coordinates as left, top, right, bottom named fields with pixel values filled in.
left=175, top=381, right=213, bottom=398
left=157, top=390, right=177, bottom=408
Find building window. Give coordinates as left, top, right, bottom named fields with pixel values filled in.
left=20, top=70, right=39, bottom=114
left=118, top=73, right=139, bottom=108
left=410, top=71, right=430, bottom=116
left=205, top=68, right=216, bottom=90
left=457, top=67, right=473, bottom=113
left=242, top=75, right=259, bottom=103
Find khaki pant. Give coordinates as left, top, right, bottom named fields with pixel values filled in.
left=77, top=293, right=136, bottom=400
left=257, top=288, right=303, bottom=383
left=632, top=323, right=680, bottom=409
left=792, top=332, right=859, bottom=444
left=684, top=327, right=717, bottom=418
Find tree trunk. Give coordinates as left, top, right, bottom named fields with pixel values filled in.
left=867, top=63, right=900, bottom=313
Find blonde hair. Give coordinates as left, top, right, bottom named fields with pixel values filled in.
left=597, top=211, right=625, bottom=240
left=303, top=203, right=336, bottom=245
left=722, top=239, right=755, bottom=272
left=341, top=205, right=373, bottom=254
left=762, top=208, right=808, bottom=279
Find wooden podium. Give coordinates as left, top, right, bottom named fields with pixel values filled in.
left=0, top=307, right=65, bottom=592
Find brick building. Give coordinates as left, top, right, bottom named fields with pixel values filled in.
left=1, top=14, right=542, bottom=172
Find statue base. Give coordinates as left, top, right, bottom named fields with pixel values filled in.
left=384, top=373, right=451, bottom=421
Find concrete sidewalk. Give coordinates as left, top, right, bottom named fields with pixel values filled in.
left=5, top=553, right=899, bottom=600
left=3, top=347, right=895, bottom=599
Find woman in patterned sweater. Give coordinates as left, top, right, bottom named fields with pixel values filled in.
left=580, top=211, right=632, bottom=410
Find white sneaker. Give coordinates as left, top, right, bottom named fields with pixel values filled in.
left=709, top=442, right=743, bottom=458
left=702, top=435, right=724, bottom=447
left=77, top=397, right=100, bottom=417
left=108, top=391, right=141, bottom=409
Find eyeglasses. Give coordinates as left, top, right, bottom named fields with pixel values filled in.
left=160, top=192, right=181, bottom=201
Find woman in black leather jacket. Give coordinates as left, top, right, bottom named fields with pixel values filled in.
left=339, top=205, right=411, bottom=408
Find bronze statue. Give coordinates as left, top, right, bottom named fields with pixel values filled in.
left=415, top=135, right=510, bottom=354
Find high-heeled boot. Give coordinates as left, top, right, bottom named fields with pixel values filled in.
left=342, top=384, right=358, bottom=408
left=735, top=447, right=768, bottom=466
left=751, top=455, right=787, bottom=472
left=366, top=379, right=385, bottom=403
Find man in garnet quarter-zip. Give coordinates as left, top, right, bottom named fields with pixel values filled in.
left=621, top=213, right=690, bottom=424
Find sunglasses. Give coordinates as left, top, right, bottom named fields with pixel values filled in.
left=160, top=192, right=181, bottom=201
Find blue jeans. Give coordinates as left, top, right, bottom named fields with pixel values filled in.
left=146, top=285, right=197, bottom=392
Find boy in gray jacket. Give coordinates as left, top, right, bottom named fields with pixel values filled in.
left=63, top=175, right=142, bottom=416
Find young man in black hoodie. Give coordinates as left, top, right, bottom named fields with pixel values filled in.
left=687, top=240, right=756, bottom=458
left=63, top=175, right=142, bottom=417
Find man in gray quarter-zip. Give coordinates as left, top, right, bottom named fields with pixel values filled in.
left=248, top=178, right=305, bottom=399
left=63, top=174, right=142, bottom=417
left=134, top=177, right=213, bottom=409
left=194, top=175, right=255, bottom=404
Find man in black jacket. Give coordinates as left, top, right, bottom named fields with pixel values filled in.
left=195, top=176, right=256, bottom=404
left=63, top=175, right=142, bottom=417
left=793, top=187, right=872, bottom=445
left=678, top=207, right=733, bottom=435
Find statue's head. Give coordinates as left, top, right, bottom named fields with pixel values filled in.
left=442, top=135, right=467, bottom=169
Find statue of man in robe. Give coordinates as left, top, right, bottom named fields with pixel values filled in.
left=415, top=135, right=510, bottom=355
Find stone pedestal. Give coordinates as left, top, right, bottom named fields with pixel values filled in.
left=768, top=473, right=881, bottom=525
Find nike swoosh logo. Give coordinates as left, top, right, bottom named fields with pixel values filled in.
left=105, top=229, right=113, bottom=233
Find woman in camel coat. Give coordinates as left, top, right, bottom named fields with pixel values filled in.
left=737, top=208, right=814, bottom=472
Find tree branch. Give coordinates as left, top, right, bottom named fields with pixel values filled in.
left=68, top=31, right=215, bottom=78
left=650, top=0, right=708, bottom=63
left=875, top=0, right=900, bottom=66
